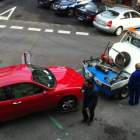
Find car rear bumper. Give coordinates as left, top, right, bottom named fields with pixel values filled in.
left=76, top=14, right=93, bottom=22
left=93, top=21, right=115, bottom=33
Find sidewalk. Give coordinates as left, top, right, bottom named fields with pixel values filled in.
left=101, top=0, right=133, bottom=9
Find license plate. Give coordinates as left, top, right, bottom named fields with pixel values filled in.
left=98, top=20, right=104, bottom=24
left=39, top=2, right=43, bottom=4
left=78, top=17, right=83, bottom=21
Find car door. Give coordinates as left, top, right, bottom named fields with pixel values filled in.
left=130, top=11, right=140, bottom=28
left=120, top=12, right=132, bottom=30
left=0, top=87, right=15, bottom=122
left=9, top=82, right=55, bottom=118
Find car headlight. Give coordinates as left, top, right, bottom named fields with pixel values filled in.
left=60, top=6, right=67, bottom=9
left=69, top=4, right=75, bottom=7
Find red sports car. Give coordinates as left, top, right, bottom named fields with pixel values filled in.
left=0, top=64, right=84, bottom=122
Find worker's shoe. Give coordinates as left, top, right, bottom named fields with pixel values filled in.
left=81, top=119, right=88, bottom=123
left=88, top=121, right=93, bottom=126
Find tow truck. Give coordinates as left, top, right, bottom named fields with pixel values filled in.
left=82, top=27, right=140, bottom=99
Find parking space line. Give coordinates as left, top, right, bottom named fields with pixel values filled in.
left=58, top=30, right=71, bottom=34
left=0, top=25, right=6, bottom=28
left=28, top=28, right=41, bottom=31
left=10, top=26, right=23, bottom=29
left=76, top=32, right=89, bottom=36
left=47, top=113, right=63, bottom=130
left=45, top=29, right=53, bottom=32
left=76, top=69, right=82, bottom=72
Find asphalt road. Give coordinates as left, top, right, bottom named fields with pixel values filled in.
left=0, top=0, right=140, bottom=140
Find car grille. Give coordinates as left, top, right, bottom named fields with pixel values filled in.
left=77, top=11, right=86, bottom=18
left=53, top=4, right=60, bottom=10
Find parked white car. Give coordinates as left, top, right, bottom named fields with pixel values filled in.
left=93, top=7, right=140, bottom=35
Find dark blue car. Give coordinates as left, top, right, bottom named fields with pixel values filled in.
left=76, top=2, right=112, bottom=22
left=53, top=0, right=101, bottom=17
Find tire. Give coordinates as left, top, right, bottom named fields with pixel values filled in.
left=115, top=27, right=123, bottom=36
left=115, top=51, right=131, bottom=67
left=67, top=9, right=75, bottom=17
left=49, top=3, right=53, bottom=9
left=118, top=85, right=129, bottom=99
left=59, top=96, right=77, bottom=111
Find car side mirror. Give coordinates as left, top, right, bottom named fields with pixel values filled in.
left=77, top=1, right=80, bottom=3
left=43, top=90, right=49, bottom=95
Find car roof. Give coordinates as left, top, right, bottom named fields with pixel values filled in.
left=109, top=7, right=133, bottom=13
left=0, top=64, right=33, bottom=87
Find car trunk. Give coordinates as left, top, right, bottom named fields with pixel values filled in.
left=96, top=14, right=111, bottom=27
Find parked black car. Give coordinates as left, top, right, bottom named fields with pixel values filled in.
left=38, top=0, right=56, bottom=9
left=76, top=2, right=112, bottom=22
left=53, top=0, right=101, bottom=18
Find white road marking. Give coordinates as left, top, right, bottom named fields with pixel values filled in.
left=58, top=30, right=70, bottom=34
left=0, top=6, right=17, bottom=20
left=76, top=32, right=89, bottom=36
left=0, top=25, right=90, bottom=36
left=28, top=28, right=41, bottom=31
left=45, top=29, right=53, bottom=32
left=0, top=25, right=6, bottom=28
left=10, top=26, right=23, bottom=29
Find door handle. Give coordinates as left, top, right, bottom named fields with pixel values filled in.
left=13, top=101, right=22, bottom=105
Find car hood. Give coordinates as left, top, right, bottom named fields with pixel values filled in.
left=54, top=0, right=74, bottom=6
left=47, top=66, right=84, bottom=89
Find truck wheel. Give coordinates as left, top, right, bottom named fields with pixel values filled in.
left=115, top=27, right=123, bottom=36
left=118, top=86, right=129, bottom=99
left=59, top=96, right=77, bottom=111
left=115, top=52, right=131, bottom=67
left=67, top=9, right=75, bottom=17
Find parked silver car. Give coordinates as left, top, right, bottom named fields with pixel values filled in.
left=93, top=7, right=140, bottom=35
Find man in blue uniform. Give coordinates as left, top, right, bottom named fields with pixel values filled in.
left=81, top=79, right=98, bottom=126
left=128, top=63, right=140, bottom=106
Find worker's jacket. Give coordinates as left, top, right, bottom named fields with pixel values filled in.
left=81, top=84, right=98, bottom=109
left=128, top=70, right=140, bottom=89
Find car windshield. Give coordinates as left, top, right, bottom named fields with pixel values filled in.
left=121, top=32, right=140, bottom=48
left=101, top=10, right=119, bottom=19
left=66, top=0, right=76, bottom=2
left=28, top=64, right=55, bottom=88
left=84, top=3, right=97, bottom=12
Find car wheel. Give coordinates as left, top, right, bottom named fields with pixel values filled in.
left=115, top=27, right=123, bottom=36
left=118, top=85, right=129, bottom=99
left=115, top=51, right=131, bottom=67
left=59, top=96, right=77, bottom=111
left=67, top=9, right=75, bottom=17
left=49, top=3, right=53, bottom=9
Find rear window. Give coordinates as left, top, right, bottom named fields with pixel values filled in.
left=84, top=3, right=97, bottom=12
left=101, top=10, right=119, bottom=19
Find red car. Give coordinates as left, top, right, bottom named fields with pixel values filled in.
left=0, top=64, right=84, bottom=122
